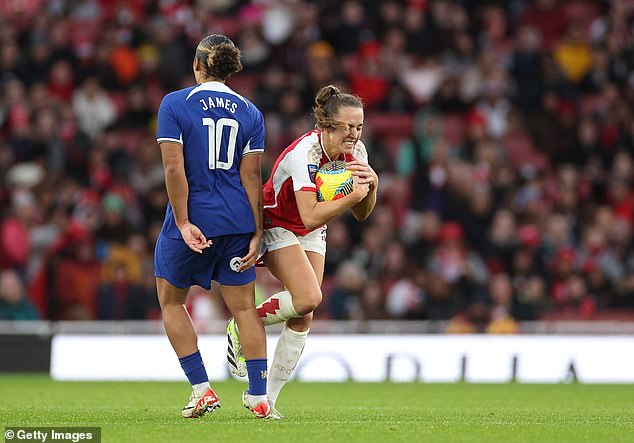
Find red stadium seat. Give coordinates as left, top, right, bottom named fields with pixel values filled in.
left=209, top=16, right=242, bottom=39
left=340, top=54, right=360, bottom=74
left=69, top=20, right=101, bottom=56
left=501, top=131, right=548, bottom=171
left=366, top=113, right=414, bottom=161
left=441, top=113, right=466, bottom=146
left=227, top=73, right=260, bottom=101
left=366, top=113, right=414, bottom=138
left=579, top=94, right=604, bottom=115
left=564, top=0, right=601, bottom=35
left=564, top=0, right=601, bottom=24
left=116, top=129, right=147, bottom=154
left=108, top=92, right=128, bottom=116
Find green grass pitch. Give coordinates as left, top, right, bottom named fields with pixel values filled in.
left=1, top=375, right=633, bottom=443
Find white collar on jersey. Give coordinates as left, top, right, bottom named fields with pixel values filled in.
left=185, top=81, right=249, bottom=107
left=319, top=130, right=335, bottom=162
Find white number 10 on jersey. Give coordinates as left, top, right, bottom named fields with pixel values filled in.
left=202, top=117, right=239, bottom=170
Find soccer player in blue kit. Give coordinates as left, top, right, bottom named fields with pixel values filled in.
left=154, top=34, right=270, bottom=419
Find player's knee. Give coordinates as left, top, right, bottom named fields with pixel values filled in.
left=158, top=293, right=186, bottom=310
left=159, top=299, right=177, bottom=311
left=301, top=287, right=322, bottom=313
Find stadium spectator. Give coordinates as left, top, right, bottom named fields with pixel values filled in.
left=359, top=278, right=389, bottom=320
left=0, top=189, right=36, bottom=271
left=486, top=272, right=521, bottom=333
left=97, top=261, right=150, bottom=320
left=385, top=266, right=426, bottom=320
left=72, top=76, right=117, bottom=140
left=554, top=22, right=593, bottom=84
left=329, top=260, right=367, bottom=320
left=347, top=41, right=391, bottom=109
left=0, top=269, right=39, bottom=320
left=51, top=228, right=102, bottom=320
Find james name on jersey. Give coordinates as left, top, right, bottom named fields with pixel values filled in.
left=199, top=96, right=239, bottom=114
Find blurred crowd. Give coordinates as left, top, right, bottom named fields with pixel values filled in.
left=1, top=0, right=634, bottom=332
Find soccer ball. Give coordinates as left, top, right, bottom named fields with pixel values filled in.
left=315, top=160, right=354, bottom=202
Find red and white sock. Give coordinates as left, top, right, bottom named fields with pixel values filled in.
left=256, top=291, right=299, bottom=326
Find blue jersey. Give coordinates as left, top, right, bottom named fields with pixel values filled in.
left=156, top=81, right=265, bottom=239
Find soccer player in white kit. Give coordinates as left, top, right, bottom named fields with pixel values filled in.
left=226, top=84, right=378, bottom=418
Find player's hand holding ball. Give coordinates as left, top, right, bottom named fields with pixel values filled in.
left=349, top=174, right=370, bottom=204
left=346, top=159, right=378, bottom=191
left=315, top=160, right=374, bottom=204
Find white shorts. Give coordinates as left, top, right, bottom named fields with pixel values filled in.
left=262, top=226, right=327, bottom=257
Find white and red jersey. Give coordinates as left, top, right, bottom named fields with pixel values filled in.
left=263, top=129, right=368, bottom=236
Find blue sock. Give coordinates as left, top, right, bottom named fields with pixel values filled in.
left=246, top=359, right=268, bottom=396
left=178, top=350, right=208, bottom=386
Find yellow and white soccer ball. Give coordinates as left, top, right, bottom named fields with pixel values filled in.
left=315, top=160, right=354, bottom=202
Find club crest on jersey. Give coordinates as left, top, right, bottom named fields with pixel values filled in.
left=307, top=164, right=318, bottom=183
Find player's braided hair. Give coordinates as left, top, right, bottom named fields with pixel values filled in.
left=313, top=85, right=363, bottom=130
left=195, top=34, right=242, bottom=81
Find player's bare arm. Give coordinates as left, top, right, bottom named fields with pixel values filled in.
left=346, top=160, right=378, bottom=221
left=295, top=183, right=369, bottom=231
left=159, top=141, right=211, bottom=254
left=239, top=152, right=264, bottom=271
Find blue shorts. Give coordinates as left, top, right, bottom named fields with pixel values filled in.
left=154, top=233, right=255, bottom=289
